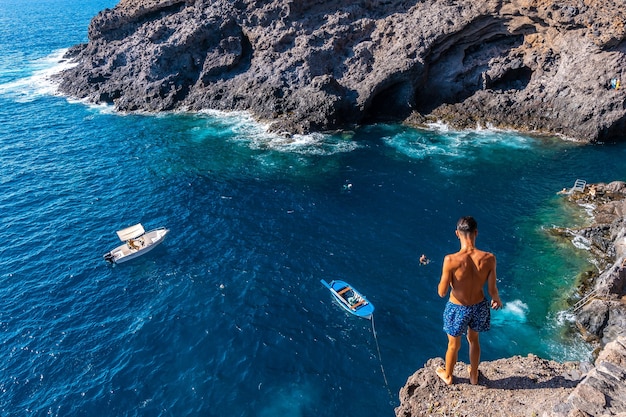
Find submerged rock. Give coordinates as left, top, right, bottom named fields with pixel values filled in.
left=57, top=0, right=626, bottom=141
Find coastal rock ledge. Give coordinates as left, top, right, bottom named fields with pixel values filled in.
left=57, top=0, right=626, bottom=141
left=395, top=336, right=626, bottom=417
left=396, top=182, right=626, bottom=417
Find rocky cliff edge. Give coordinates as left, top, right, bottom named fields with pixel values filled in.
left=57, top=0, right=626, bottom=141
left=395, top=337, right=626, bottom=417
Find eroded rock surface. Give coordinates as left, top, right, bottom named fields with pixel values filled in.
left=58, top=0, right=626, bottom=141
left=396, top=337, right=626, bottom=417
left=395, top=355, right=581, bottom=417
left=558, top=181, right=626, bottom=346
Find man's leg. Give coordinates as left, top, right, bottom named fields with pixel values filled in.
left=467, top=329, right=480, bottom=385
left=436, top=334, right=461, bottom=385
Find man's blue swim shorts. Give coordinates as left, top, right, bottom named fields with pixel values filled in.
left=443, top=298, right=491, bottom=337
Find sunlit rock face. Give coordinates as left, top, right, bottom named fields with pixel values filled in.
left=59, top=0, right=626, bottom=142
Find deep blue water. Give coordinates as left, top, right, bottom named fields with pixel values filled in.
left=2, top=1, right=626, bottom=416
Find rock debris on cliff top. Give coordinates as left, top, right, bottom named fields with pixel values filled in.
left=58, top=0, right=626, bottom=141
left=396, top=336, right=626, bottom=417
left=395, top=355, right=581, bottom=417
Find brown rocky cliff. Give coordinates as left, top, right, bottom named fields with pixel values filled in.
left=57, top=0, right=626, bottom=141
left=395, top=337, right=626, bottom=417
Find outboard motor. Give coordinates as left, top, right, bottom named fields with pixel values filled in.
left=103, top=252, right=115, bottom=263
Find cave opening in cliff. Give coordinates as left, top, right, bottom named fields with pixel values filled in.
left=413, top=26, right=526, bottom=114
left=598, top=113, right=626, bottom=143
left=362, top=80, right=414, bottom=123
left=490, top=66, right=533, bottom=92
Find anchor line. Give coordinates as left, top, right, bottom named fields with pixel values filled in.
left=371, top=315, right=393, bottom=401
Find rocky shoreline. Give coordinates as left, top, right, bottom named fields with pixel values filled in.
left=56, top=0, right=626, bottom=142
left=395, top=181, right=626, bottom=417
left=557, top=181, right=626, bottom=348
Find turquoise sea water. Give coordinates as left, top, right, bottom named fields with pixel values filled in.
left=2, top=1, right=626, bottom=416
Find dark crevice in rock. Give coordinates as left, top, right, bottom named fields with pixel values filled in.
left=489, top=65, right=533, bottom=91
left=362, top=78, right=415, bottom=123
left=201, top=29, right=253, bottom=83
left=597, top=112, right=626, bottom=143
left=233, top=32, right=253, bottom=74
left=97, top=89, right=121, bottom=104
left=612, top=39, right=626, bottom=54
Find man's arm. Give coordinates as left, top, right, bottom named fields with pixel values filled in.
left=486, top=255, right=502, bottom=309
left=438, top=255, right=453, bottom=298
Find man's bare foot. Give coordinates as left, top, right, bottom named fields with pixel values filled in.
left=436, top=367, right=453, bottom=385
left=467, top=366, right=479, bottom=385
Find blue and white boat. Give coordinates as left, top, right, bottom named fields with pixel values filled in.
left=321, top=279, right=374, bottom=320
left=103, top=223, right=169, bottom=264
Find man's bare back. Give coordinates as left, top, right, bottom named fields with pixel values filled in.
left=442, top=248, right=496, bottom=306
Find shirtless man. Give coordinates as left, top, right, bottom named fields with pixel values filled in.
left=436, top=216, right=502, bottom=385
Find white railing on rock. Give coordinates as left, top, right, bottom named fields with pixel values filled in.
left=570, top=179, right=586, bottom=194
left=571, top=288, right=598, bottom=313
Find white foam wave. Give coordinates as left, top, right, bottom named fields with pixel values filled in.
left=0, top=49, right=75, bottom=101
left=384, top=122, right=535, bottom=162
left=571, top=235, right=591, bottom=250
left=381, top=129, right=460, bottom=160
left=578, top=203, right=596, bottom=219
left=554, top=309, right=576, bottom=326
left=503, top=299, right=529, bottom=320
left=428, top=119, right=536, bottom=140
left=200, top=108, right=269, bottom=131
left=491, top=299, right=529, bottom=325
left=200, top=109, right=359, bottom=155
left=255, top=132, right=358, bottom=155
left=425, top=120, right=450, bottom=132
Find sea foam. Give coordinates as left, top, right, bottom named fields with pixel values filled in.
left=0, top=49, right=75, bottom=101
left=382, top=124, right=535, bottom=163
left=200, top=109, right=359, bottom=155
left=491, top=299, right=529, bottom=326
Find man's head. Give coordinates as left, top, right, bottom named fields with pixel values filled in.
left=456, top=216, right=478, bottom=235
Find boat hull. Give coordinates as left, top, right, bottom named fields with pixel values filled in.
left=104, top=227, right=169, bottom=264
left=321, top=279, right=374, bottom=319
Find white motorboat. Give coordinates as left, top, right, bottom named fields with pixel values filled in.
left=103, top=223, right=169, bottom=264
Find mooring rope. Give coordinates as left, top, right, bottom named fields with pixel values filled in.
left=371, top=315, right=394, bottom=401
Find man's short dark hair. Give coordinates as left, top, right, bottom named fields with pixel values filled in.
left=456, top=216, right=477, bottom=234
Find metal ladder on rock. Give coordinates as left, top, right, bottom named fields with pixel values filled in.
left=571, top=288, right=598, bottom=313
left=569, top=179, right=586, bottom=194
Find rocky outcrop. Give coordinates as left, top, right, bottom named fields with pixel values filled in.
left=57, top=0, right=626, bottom=141
left=395, top=337, right=626, bottom=417
left=396, top=183, right=626, bottom=417
left=558, top=181, right=626, bottom=346
left=549, top=337, right=626, bottom=417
